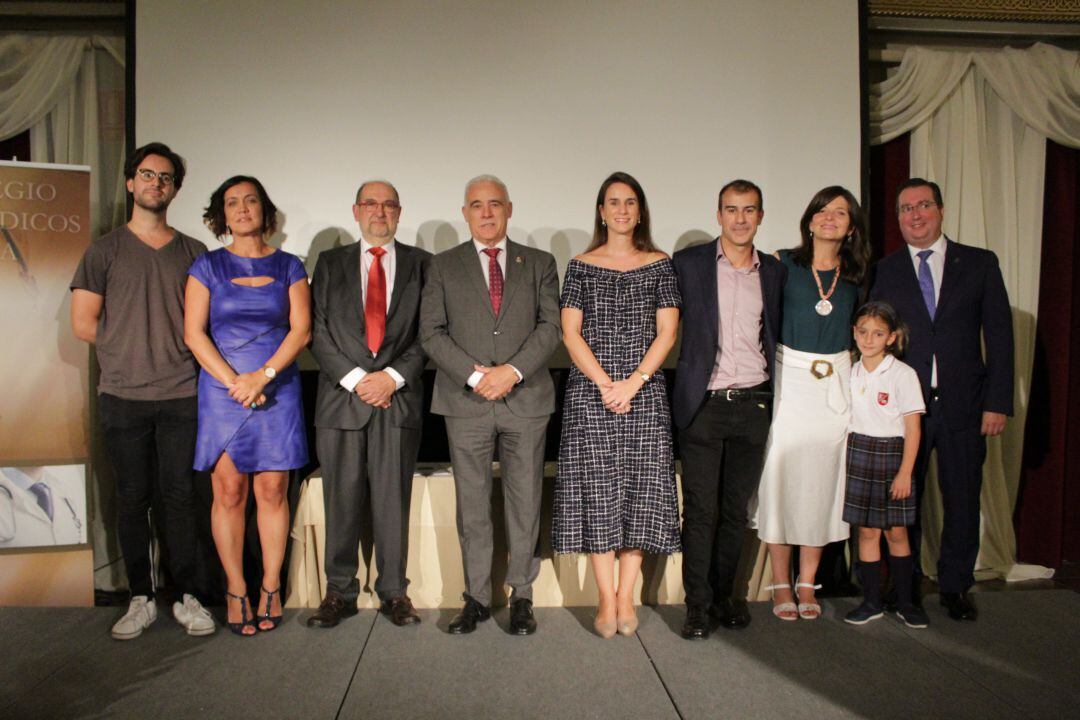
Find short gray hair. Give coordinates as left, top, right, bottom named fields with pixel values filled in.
left=463, top=174, right=509, bottom=204
left=355, top=179, right=399, bottom=204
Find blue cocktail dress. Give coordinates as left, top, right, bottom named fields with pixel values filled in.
left=188, top=248, right=308, bottom=473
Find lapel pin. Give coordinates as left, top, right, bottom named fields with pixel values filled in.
left=515, top=256, right=523, bottom=264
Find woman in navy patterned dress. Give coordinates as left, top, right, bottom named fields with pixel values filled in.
left=184, top=176, right=310, bottom=636
left=553, top=172, right=680, bottom=638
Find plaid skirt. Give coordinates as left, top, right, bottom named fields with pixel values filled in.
left=842, top=432, right=915, bottom=528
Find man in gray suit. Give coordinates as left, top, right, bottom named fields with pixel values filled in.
left=420, top=175, right=561, bottom=635
left=307, top=180, right=431, bottom=629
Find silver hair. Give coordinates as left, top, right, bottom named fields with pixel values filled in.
left=355, top=179, right=400, bottom=203
left=463, top=174, right=510, bottom=204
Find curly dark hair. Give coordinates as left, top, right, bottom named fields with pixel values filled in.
left=202, top=175, right=278, bottom=238
left=587, top=171, right=657, bottom=253
left=790, top=185, right=870, bottom=285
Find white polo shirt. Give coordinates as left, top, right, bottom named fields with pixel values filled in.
left=849, top=354, right=925, bottom=438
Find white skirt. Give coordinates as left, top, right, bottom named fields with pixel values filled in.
left=752, top=345, right=852, bottom=546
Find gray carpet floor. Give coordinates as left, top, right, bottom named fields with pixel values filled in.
left=1, top=590, right=1077, bottom=720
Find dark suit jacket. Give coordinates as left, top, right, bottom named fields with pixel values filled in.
left=420, top=238, right=561, bottom=419
left=671, top=240, right=786, bottom=429
left=310, top=240, right=431, bottom=430
left=869, top=238, right=1013, bottom=430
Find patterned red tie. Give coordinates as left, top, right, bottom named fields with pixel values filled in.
left=365, top=246, right=387, bottom=354
left=483, top=247, right=503, bottom=315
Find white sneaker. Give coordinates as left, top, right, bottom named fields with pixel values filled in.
left=111, top=595, right=157, bottom=640
left=173, top=593, right=216, bottom=637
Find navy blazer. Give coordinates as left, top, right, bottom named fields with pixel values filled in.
left=869, top=238, right=1013, bottom=430
left=671, top=240, right=785, bottom=429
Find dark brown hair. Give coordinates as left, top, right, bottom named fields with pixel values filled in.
left=717, top=179, right=763, bottom=211
left=125, top=142, right=186, bottom=189
left=853, top=300, right=908, bottom=357
left=791, top=185, right=870, bottom=285
left=896, top=177, right=943, bottom=212
left=587, top=171, right=657, bottom=253
left=202, top=175, right=279, bottom=238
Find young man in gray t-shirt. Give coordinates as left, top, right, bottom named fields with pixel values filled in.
left=70, top=142, right=214, bottom=639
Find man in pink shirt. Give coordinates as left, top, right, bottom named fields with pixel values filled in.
left=671, top=179, right=787, bottom=639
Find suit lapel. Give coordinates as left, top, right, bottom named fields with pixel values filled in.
left=341, top=242, right=366, bottom=335
left=498, top=239, right=524, bottom=322
left=896, top=249, right=933, bottom=325
left=936, top=237, right=963, bottom=320
left=457, top=241, right=496, bottom=320
left=704, top=242, right=719, bottom=349
left=386, top=243, right=415, bottom=323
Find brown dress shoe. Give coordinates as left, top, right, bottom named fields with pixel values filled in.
left=381, top=596, right=421, bottom=626
left=307, top=592, right=358, bottom=628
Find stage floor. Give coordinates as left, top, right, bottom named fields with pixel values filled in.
left=2, top=589, right=1077, bottom=719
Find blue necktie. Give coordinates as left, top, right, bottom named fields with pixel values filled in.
left=28, top=482, right=54, bottom=521
left=917, top=249, right=936, bottom=319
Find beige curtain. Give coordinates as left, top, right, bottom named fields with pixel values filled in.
left=868, top=43, right=1079, bottom=583
left=2, top=33, right=127, bottom=591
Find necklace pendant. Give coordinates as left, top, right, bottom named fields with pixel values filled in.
left=815, top=299, right=833, bottom=316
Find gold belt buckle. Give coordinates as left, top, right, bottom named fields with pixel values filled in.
left=810, top=359, right=834, bottom=379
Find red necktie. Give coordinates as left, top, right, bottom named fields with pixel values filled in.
left=365, top=246, right=387, bottom=354
left=483, top=247, right=503, bottom=315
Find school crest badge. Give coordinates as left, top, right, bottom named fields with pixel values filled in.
left=877, top=392, right=889, bottom=406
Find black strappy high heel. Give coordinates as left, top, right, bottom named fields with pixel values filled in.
left=258, top=586, right=283, bottom=632
left=225, top=590, right=257, bottom=636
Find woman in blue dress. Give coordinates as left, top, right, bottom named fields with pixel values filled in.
left=184, top=176, right=310, bottom=636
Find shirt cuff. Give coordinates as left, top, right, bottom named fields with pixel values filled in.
left=340, top=367, right=367, bottom=392
left=384, top=366, right=406, bottom=390
left=466, top=370, right=484, bottom=388
left=508, top=365, right=523, bottom=383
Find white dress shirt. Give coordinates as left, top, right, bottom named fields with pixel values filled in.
left=339, top=238, right=406, bottom=392
left=906, top=233, right=947, bottom=387
left=466, top=237, right=522, bottom=388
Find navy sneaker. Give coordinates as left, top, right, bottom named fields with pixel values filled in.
left=844, top=601, right=884, bottom=625
left=896, top=604, right=929, bottom=628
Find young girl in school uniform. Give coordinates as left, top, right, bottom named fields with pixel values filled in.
left=842, top=301, right=928, bottom=628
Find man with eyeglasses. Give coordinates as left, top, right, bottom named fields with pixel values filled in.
left=70, top=142, right=214, bottom=639
left=870, top=177, right=1013, bottom=622
left=307, top=180, right=430, bottom=629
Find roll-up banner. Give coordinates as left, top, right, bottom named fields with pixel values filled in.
left=0, top=160, right=92, bottom=606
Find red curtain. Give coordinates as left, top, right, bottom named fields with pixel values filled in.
left=1015, top=139, right=1080, bottom=567
left=869, top=134, right=910, bottom=261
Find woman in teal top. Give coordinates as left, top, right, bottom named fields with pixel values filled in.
left=754, top=186, right=870, bottom=621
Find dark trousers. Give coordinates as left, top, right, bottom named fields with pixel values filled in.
left=911, top=394, right=986, bottom=593
left=98, top=393, right=199, bottom=599
left=317, top=414, right=420, bottom=604
left=679, top=394, right=771, bottom=608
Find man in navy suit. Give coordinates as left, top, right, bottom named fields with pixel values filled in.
left=870, top=178, right=1013, bottom=622
left=672, top=179, right=785, bottom=639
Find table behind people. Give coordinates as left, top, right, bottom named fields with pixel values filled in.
left=869, top=177, right=1013, bottom=622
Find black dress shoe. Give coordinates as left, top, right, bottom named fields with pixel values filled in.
left=940, top=592, right=978, bottom=621
left=509, top=598, right=537, bottom=636
left=682, top=605, right=710, bottom=640
left=711, top=598, right=751, bottom=630
left=448, top=595, right=490, bottom=634
left=306, top=592, right=358, bottom=628
left=381, top=596, right=421, bottom=626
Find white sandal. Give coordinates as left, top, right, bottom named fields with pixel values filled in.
left=764, top=584, right=798, bottom=621
left=795, top=579, right=823, bottom=620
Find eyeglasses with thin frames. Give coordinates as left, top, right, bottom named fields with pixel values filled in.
left=135, top=168, right=176, bottom=185
left=357, top=200, right=401, bottom=213
left=899, top=200, right=937, bottom=215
